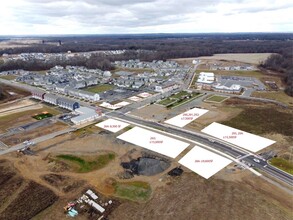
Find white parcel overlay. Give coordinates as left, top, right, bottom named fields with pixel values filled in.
left=128, top=96, right=143, bottom=102
left=165, top=107, right=209, bottom=127
left=201, top=122, right=276, bottom=152
left=137, top=92, right=152, bottom=98
left=179, top=146, right=232, bottom=179
left=117, top=126, right=189, bottom=158
left=99, top=101, right=130, bottom=110
left=96, top=119, right=129, bottom=133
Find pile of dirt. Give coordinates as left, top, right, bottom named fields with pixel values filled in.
left=41, top=174, right=85, bottom=193
left=167, top=167, right=184, bottom=176
left=121, top=157, right=170, bottom=176
left=0, top=159, right=58, bottom=220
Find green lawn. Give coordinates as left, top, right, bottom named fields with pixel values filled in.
left=269, top=157, right=293, bottom=175
left=158, top=91, right=201, bottom=108
left=32, top=113, right=53, bottom=120
left=158, top=98, right=177, bottom=106
left=168, top=93, right=202, bottom=108
left=56, top=153, right=115, bottom=173
left=206, top=95, right=229, bottom=103
left=171, top=91, right=190, bottom=99
left=84, top=84, right=114, bottom=93
left=114, top=181, right=152, bottom=202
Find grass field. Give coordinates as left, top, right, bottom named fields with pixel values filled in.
left=56, top=153, right=115, bottom=173
left=84, top=84, right=114, bottom=93
left=252, top=91, right=293, bottom=106
left=197, top=69, right=264, bottom=79
left=221, top=107, right=292, bottom=136
left=171, top=91, right=190, bottom=99
left=205, top=95, right=229, bottom=103
left=0, top=75, right=17, bottom=80
left=269, top=158, right=293, bottom=175
left=158, top=98, right=177, bottom=106
left=158, top=91, right=201, bottom=108
left=196, top=53, right=272, bottom=64
left=32, top=113, right=53, bottom=120
left=114, top=181, right=152, bottom=202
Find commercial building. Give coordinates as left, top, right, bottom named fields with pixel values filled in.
left=155, top=82, right=179, bottom=93
left=196, top=72, right=215, bottom=90
left=31, top=89, right=46, bottom=100
left=43, top=93, right=58, bottom=105
left=71, top=107, right=101, bottom=125
left=212, top=84, right=242, bottom=94
left=67, top=88, right=100, bottom=102
left=57, top=97, right=80, bottom=111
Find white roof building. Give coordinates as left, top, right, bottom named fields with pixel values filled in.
left=212, top=83, right=242, bottom=93
left=197, top=72, right=215, bottom=84
left=71, top=107, right=101, bottom=125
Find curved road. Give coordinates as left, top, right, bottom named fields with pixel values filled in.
left=108, top=111, right=293, bottom=187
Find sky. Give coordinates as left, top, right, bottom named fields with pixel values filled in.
left=0, top=0, right=292, bottom=35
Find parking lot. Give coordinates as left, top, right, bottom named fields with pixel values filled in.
left=99, top=88, right=140, bottom=103
left=217, top=76, right=266, bottom=91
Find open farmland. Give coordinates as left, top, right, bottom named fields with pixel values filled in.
left=252, top=91, right=293, bottom=106
left=196, top=53, right=273, bottom=64
left=220, top=107, right=293, bottom=136
left=0, top=39, right=42, bottom=49
left=0, top=160, right=58, bottom=220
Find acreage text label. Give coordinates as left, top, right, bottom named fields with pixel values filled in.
left=194, top=159, right=213, bottom=163
left=223, top=131, right=244, bottom=139
left=104, top=124, right=121, bottom=128
left=149, top=136, right=163, bottom=144
left=180, top=113, right=200, bottom=121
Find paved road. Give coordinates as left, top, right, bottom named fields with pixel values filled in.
left=107, top=111, right=293, bottom=187
left=0, top=128, right=75, bottom=155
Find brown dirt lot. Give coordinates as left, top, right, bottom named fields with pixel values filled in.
left=187, top=103, right=243, bottom=131
left=1, top=121, right=68, bottom=146
left=110, top=172, right=292, bottom=220
left=0, top=159, right=58, bottom=220
left=130, top=104, right=171, bottom=122
left=0, top=104, right=61, bottom=133
left=0, top=125, right=292, bottom=219
left=0, top=83, right=30, bottom=104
